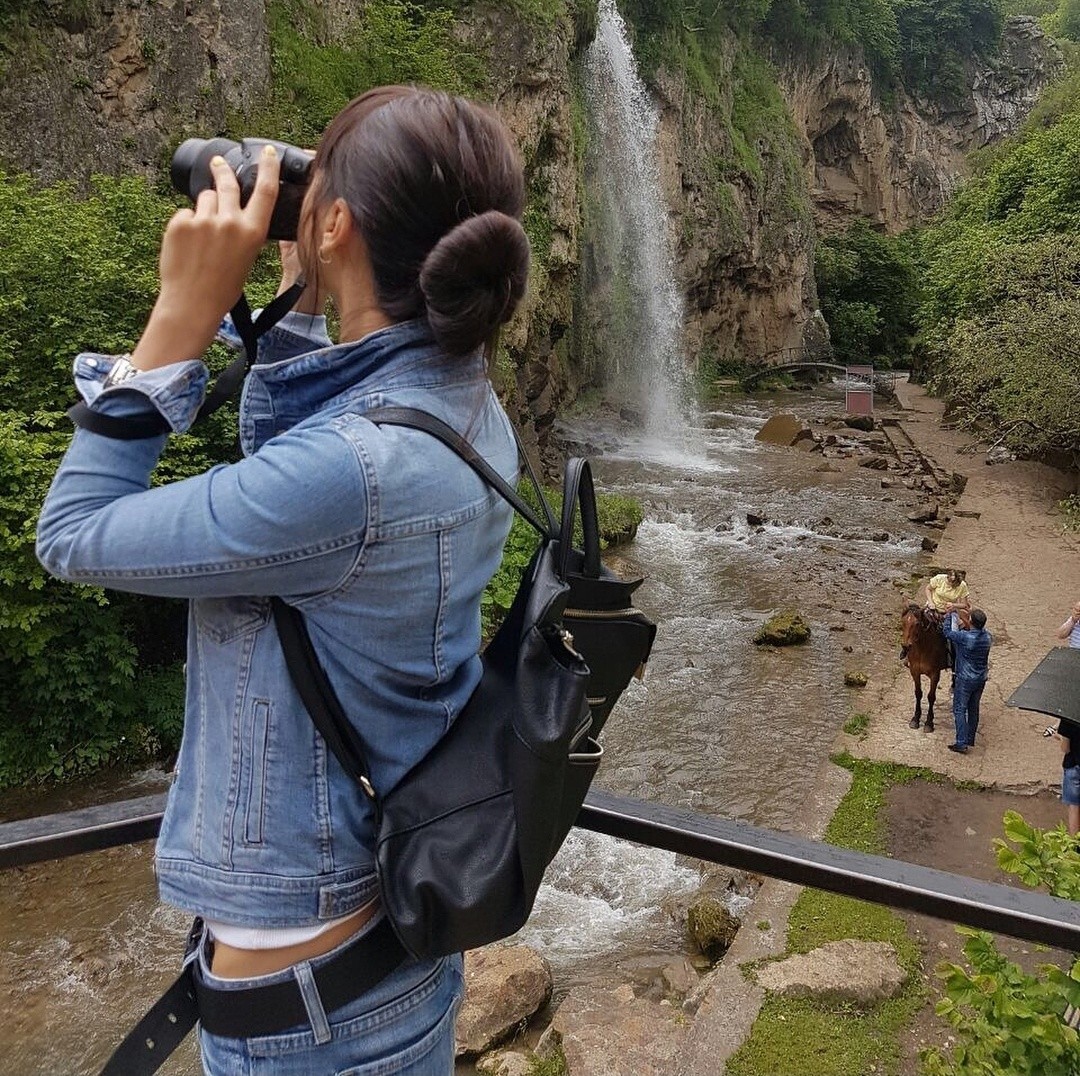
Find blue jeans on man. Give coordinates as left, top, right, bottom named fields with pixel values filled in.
left=952, top=674, right=986, bottom=748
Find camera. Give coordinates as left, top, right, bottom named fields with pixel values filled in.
left=170, top=137, right=313, bottom=241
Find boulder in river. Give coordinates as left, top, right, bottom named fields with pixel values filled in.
left=455, top=945, right=553, bottom=1057
left=755, top=413, right=813, bottom=447
left=753, top=611, right=811, bottom=646
left=687, top=896, right=741, bottom=963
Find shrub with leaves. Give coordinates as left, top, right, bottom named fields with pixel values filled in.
left=920, top=812, right=1080, bottom=1075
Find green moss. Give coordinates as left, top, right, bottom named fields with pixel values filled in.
left=753, top=610, right=811, bottom=646
left=842, top=711, right=870, bottom=736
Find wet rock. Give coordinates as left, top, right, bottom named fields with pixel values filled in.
left=746, top=512, right=765, bottom=526
left=456, top=945, right=553, bottom=1057
left=844, top=414, right=875, bottom=432
left=844, top=671, right=868, bottom=687
left=871, top=532, right=889, bottom=542
left=536, top=984, right=687, bottom=1076
left=858, top=454, right=889, bottom=470
left=755, top=413, right=812, bottom=447
left=829, top=624, right=846, bottom=632
left=907, top=504, right=939, bottom=523
left=880, top=478, right=894, bottom=488
left=843, top=645, right=854, bottom=653
left=476, top=1050, right=533, bottom=1076
left=753, top=611, right=811, bottom=646
left=755, top=940, right=907, bottom=1005
left=619, top=407, right=643, bottom=425
left=986, top=445, right=1016, bottom=464
left=687, top=897, right=741, bottom=963
left=662, top=957, right=701, bottom=997
left=921, top=536, right=939, bottom=552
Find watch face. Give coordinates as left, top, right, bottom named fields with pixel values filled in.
left=104, top=356, right=139, bottom=388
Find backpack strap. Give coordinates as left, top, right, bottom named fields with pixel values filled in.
left=272, top=406, right=558, bottom=803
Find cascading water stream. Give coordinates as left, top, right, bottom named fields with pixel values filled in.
left=582, top=0, right=690, bottom=437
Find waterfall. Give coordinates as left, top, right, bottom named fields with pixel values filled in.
left=582, top=0, right=690, bottom=435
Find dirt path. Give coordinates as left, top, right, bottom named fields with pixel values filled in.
left=851, top=379, right=1080, bottom=789
left=847, top=380, right=1079, bottom=1073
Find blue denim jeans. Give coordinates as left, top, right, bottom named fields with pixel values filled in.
left=952, top=675, right=987, bottom=747
left=196, top=922, right=464, bottom=1076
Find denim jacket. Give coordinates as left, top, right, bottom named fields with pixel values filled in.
left=37, top=313, right=517, bottom=926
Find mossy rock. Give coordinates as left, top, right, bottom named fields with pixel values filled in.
left=844, top=671, right=868, bottom=687
left=687, top=896, right=741, bottom=964
left=753, top=611, right=811, bottom=646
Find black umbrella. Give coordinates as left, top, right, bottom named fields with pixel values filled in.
left=1006, top=647, right=1080, bottom=724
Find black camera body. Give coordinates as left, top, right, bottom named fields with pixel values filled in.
left=170, top=137, right=313, bottom=241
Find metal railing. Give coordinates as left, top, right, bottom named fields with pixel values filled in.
left=2, top=789, right=1078, bottom=951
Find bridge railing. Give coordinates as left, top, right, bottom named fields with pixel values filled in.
left=2, top=789, right=1079, bottom=950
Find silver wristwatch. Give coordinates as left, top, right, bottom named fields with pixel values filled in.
left=102, top=354, right=140, bottom=389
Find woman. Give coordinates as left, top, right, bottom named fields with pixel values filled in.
left=1056, top=599, right=1080, bottom=648
left=37, top=86, right=530, bottom=1074
left=924, top=568, right=971, bottom=618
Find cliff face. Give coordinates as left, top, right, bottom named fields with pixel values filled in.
left=0, top=0, right=270, bottom=185
left=780, top=16, right=1065, bottom=234
left=653, top=54, right=819, bottom=363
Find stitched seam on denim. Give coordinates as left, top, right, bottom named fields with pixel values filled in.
left=314, top=728, right=334, bottom=875
left=61, top=531, right=365, bottom=581
left=194, top=629, right=208, bottom=854
left=328, top=1000, right=456, bottom=1073
left=243, top=699, right=270, bottom=846
left=432, top=530, right=449, bottom=684
left=221, top=629, right=258, bottom=869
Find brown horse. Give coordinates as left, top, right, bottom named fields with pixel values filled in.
left=900, top=603, right=949, bottom=731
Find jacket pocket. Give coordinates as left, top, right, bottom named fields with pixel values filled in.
left=195, top=596, right=271, bottom=644
left=243, top=698, right=271, bottom=846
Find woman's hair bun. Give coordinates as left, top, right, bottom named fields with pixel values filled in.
left=419, top=210, right=530, bottom=356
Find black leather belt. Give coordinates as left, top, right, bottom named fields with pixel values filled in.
left=100, top=915, right=408, bottom=1075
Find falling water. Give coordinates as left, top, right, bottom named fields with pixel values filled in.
left=582, top=0, right=690, bottom=435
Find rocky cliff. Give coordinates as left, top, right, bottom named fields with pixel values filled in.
left=780, top=16, right=1065, bottom=234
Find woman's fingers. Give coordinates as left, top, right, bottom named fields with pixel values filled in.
left=210, top=154, right=241, bottom=212
left=245, top=144, right=281, bottom=236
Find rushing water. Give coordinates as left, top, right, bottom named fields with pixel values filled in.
left=0, top=386, right=925, bottom=1073
left=582, top=0, right=689, bottom=434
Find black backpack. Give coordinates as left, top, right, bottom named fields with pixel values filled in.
left=272, top=406, right=657, bottom=957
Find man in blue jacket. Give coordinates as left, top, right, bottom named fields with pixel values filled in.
left=942, top=609, right=992, bottom=754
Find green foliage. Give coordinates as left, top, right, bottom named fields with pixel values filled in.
left=894, top=0, right=1003, bottom=101
left=262, top=0, right=486, bottom=145
left=921, top=930, right=1080, bottom=1075
left=921, top=812, right=1080, bottom=1075
left=0, top=171, right=286, bottom=787
left=994, top=809, right=1080, bottom=900
left=1060, top=494, right=1080, bottom=531
left=816, top=220, right=920, bottom=365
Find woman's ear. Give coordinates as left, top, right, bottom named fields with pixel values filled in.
left=319, top=197, right=355, bottom=258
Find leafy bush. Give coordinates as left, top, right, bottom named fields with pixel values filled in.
left=816, top=221, right=919, bottom=365
left=920, top=811, right=1080, bottom=1075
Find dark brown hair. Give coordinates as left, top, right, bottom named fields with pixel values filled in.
left=309, top=85, right=529, bottom=356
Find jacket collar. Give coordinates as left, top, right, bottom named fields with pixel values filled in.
left=242, top=319, right=486, bottom=429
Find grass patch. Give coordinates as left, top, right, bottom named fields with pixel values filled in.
left=727, top=756, right=935, bottom=1076
left=842, top=711, right=870, bottom=737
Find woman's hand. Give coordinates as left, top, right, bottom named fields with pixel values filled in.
left=132, top=146, right=281, bottom=371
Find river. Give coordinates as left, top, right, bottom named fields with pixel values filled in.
left=0, top=385, right=924, bottom=1074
